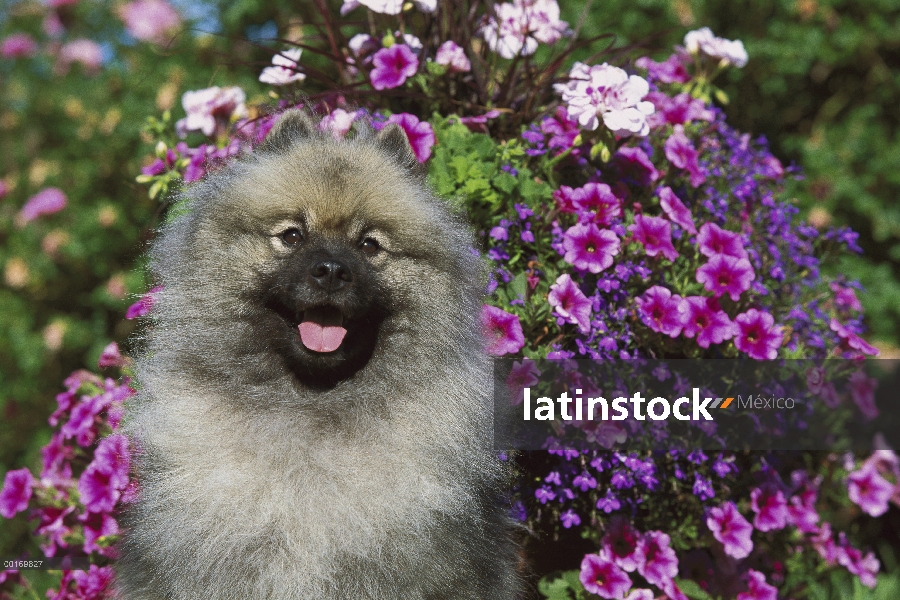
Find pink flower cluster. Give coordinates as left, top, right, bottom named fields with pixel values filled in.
left=481, top=0, right=569, bottom=59
left=555, top=62, right=655, bottom=136
left=175, top=86, right=248, bottom=138
left=683, top=27, right=748, bottom=68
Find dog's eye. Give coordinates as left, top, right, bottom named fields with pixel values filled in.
left=281, top=228, right=302, bottom=246
left=360, top=238, right=379, bottom=255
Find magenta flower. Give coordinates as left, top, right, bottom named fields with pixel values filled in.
left=734, top=309, right=783, bottom=360
left=664, top=125, right=706, bottom=187
left=750, top=484, right=789, bottom=531
left=830, top=282, right=863, bottom=311
left=848, top=370, right=878, bottom=419
left=1, top=33, right=38, bottom=58
left=682, top=296, right=735, bottom=348
left=80, top=512, right=119, bottom=554
left=628, top=214, right=678, bottom=261
left=563, top=223, right=620, bottom=273
left=736, top=569, right=777, bottom=600
left=830, top=318, right=880, bottom=357
left=118, top=0, right=182, bottom=44
left=319, top=109, right=361, bottom=139
left=836, top=538, right=880, bottom=589
left=646, top=92, right=715, bottom=128
left=579, top=551, right=632, bottom=599
left=56, top=39, right=104, bottom=75
left=0, top=468, right=34, bottom=519
left=658, top=186, right=697, bottom=234
left=98, top=341, right=128, bottom=369
left=548, top=274, right=592, bottom=333
left=573, top=182, right=622, bottom=226
left=697, top=222, right=748, bottom=259
left=481, top=305, right=525, bottom=356
left=635, top=286, right=687, bottom=338
left=847, top=463, right=894, bottom=517
left=78, top=434, right=131, bottom=514
left=553, top=185, right=580, bottom=213
left=635, top=54, right=690, bottom=84
left=787, top=491, right=820, bottom=533
left=435, top=40, right=471, bottom=72
left=506, top=360, right=540, bottom=405
left=602, top=515, right=642, bottom=572
left=126, top=285, right=162, bottom=319
left=71, top=565, right=116, bottom=598
left=613, top=147, right=660, bottom=186
left=19, top=187, right=67, bottom=222
left=696, top=254, right=755, bottom=301
left=370, top=44, right=418, bottom=90
left=636, top=530, right=678, bottom=587
left=706, top=501, right=754, bottom=559
left=383, top=113, right=435, bottom=162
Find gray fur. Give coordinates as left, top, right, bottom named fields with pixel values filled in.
left=117, top=110, right=520, bottom=599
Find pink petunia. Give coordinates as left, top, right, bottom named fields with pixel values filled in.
left=579, top=551, right=632, bottom=599
left=370, top=44, right=418, bottom=90
left=706, top=501, right=754, bottom=559
left=563, top=223, right=620, bottom=273
left=736, top=569, right=777, bottom=600
left=56, top=39, right=104, bottom=75
left=573, top=182, right=622, bottom=226
left=481, top=305, right=525, bottom=356
left=635, top=286, right=687, bottom=338
left=613, top=147, right=660, bottom=186
left=548, top=274, right=592, bottom=333
left=1, top=33, right=38, bottom=58
left=848, top=370, right=878, bottom=419
left=697, top=222, right=748, bottom=259
left=126, top=286, right=163, bottom=319
left=750, top=484, right=789, bottom=532
left=506, top=360, right=540, bottom=405
left=696, top=254, right=755, bottom=301
left=664, top=125, right=705, bottom=187
left=836, top=536, right=879, bottom=589
left=636, top=530, right=679, bottom=588
left=98, top=341, right=128, bottom=369
left=259, top=48, right=306, bottom=86
left=19, top=187, right=67, bottom=222
left=830, top=318, right=879, bottom=357
left=847, top=462, right=894, bottom=517
left=658, top=186, right=697, bottom=234
left=383, top=113, right=435, bottom=162
left=0, top=468, right=34, bottom=519
left=602, top=515, right=642, bottom=572
left=682, top=296, right=735, bottom=348
left=434, top=40, right=471, bottom=72
left=628, top=214, right=678, bottom=261
left=734, top=309, right=782, bottom=360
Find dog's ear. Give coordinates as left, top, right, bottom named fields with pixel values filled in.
left=258, top=109, right=317, bottom=154
left=375, top=124, right=426, bottom=179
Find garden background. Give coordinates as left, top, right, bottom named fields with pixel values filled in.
left=1, top=0, right=899, bottom=596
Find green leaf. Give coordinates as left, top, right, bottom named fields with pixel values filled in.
left=674, top=578, right=714, bottom=600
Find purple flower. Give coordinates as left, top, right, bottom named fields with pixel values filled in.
left=118, top=0, right=182, bottom=45
left=481, top=305, right=525, bottom=356
left=579, top=551, right=632, bottom=599
left=831, top=282, right=863, bottom=311
left=573, top=471, right=597, bottom=491
left=126, top=286, right=163, bottom=320
left=596, top=490, right=621, bottom=513
left=553, top=185, right=580, bottom=213
left=736, top=569, right=777, bottom=600
left=636, top=530, right=679, bottom=587
left=1, top=33, right=38, bottom=58
left=506, top=359, right=540, bottom=405
left=628, top=215, right=678, bottom=261
left=635, top=54, right=690, bottom=84
left=734, top=309, right=782, bottom=360
left=19, top=188, right=67, bottom=222
left=0, top=468, right=34, bottom=519
left=383, top=113, right=435, bottom=162
left=664, top=125, right=706, bottom=187
left=696, top=254, right=755, bottom=301
left=81, top=512, right=119, bottom=554
left=837, top=537, right=880, bottom=589
left=370, top=44, right=418, bottom=90
left=830, top=319, right=880, bottom=357
left=848, top=371, right=878, bottom=419
left=613, top=147, right=660, bottom=186
left=635, top=286, right=687, bottom=338
left=548, top=274, right=592, bottom=333
left=602, top=515, right=642, bottom=572
left=573, top=182, right=622, bottom=226
left=658, top=186, right=697, bottom=234
left=682, top=296, right=735, bottom=348
left=78, top=434, right=131, bottom=514
left=646, top=92, right=715, bottom=128
left=535, top=486, right=556, bottom=504
left=542, top=107, right=580, bottom=150
left=71, top=565, right=116, bottom=598
left=750, top=484, right=789, bottom=531
left=561, top=509, right=582, bottom=528
left=434, top=40, right=471, bottom=72
left=697, top=222, right=748, bottom=259
left=693, top=473, right=715, bottom=500
left=847, top=463, right=894, bottom=517
left=706, top=501, right=754, bottom=559
left=563, top=223, right=620, bottom=273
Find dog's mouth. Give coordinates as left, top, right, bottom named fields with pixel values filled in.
left=298, top=306, right=347, bottom=353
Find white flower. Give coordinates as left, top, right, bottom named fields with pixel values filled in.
left=259, top=48, right=306, bottom=86
left=175, top=86, right=247, bottom=138
left=340, top=0, right=404, bottom=15
left=398, top=32, right=423, bottom=55
left=481, top=0, right=569, bottom=59
left=554, top=62, right=655, bottom=137
left=435, top=40, right=471, bottom=72
left=684, top=27, right=748, bottom=68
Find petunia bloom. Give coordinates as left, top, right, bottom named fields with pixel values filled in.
left=734, top=309, right=782, bottom=360
left=736, top=569, right=777, bottom=600
left=434, top=41, right=471, bottom=72
left=602, top=515, right=642, bottom=572
left=682, top=296, right=735, bottom=348
left=664, top=125, right=705, bottom=187
left=370, top=44, right=419, bottom=90
left=481, top=305, right=525, bottom=356
left=658, top=186, right=697, bottom=234
left=696, top=254, right=755, bottom=301
left=635, top=286, right=687, bottom=338
left=56, top=39, right=104, bottom=75
left=383, top=113, right=435, bottom=162
left=176, top=86, right=247, bottom=138
left=481, top=0, right=569, bottom=59
left=118, top=0, right=182, bottom=45
left=697, top=222, right=748, bottom=259
left=1, top=33, right=38, bottom=58
left=706, top=501, right=754, bottom=559
left=684, top=27, right=748, bottom=68
left=562, top=223, right=620, bottom=273
left=636, top=530, right=679, bottom=587
left=573, top=182, right=622, bottom=226
left=628, top=214, right=678, bottom=261
left=548, top=274, right=592, bottom=333
left=612, top=147, right=660, bottom=186
left=0, top=468, right=34, bottom=519
left=750, top=484, right=789, bottom=532
left=847, top=462, right=894, bottom=517
left=19, top=188, right=67, bottom=222
left=259, top=48, right=306, bottom=85
left=579, top=551, right=632, bottom=599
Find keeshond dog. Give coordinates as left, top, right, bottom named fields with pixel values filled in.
left=117, top=110, right=520, bottom=599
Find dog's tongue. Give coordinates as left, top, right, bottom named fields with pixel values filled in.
left=298, top=307, right=347, bottom=353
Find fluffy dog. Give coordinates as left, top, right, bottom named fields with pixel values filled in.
left=117, top=110, right=520, bottom=599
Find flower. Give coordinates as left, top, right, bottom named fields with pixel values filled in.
left=847, top=462, right=894, bottom=517
left=98, top=342, right=128, bottom=369
left=697, top=222, right=748, bottom=259
left=750, top=484, right=789, bottom=531
left=664, top=125, right=706, bottom=187
left=706, top=501, right=754, bottom=559
left=579, top=551, right=632, bottom=599
left=78, top=435, right=130, bottom=514
left=482, top=305, right=525, bottom=356
left=573, top=183, right=622, bottom=226
left=56, top=39, right=104, bottom=75
left=435, top=41, right=471, bottom=72
left=848, top=370, right=878, bottom=419
left=383, top=113, right=435, bottom=162
left=370, top=44, right=419, bottom=90
left=176, top=86, right=247, bottom=138
left=829, top=319, right=880, bottom=356
left=506, top=360, right=540, bottom=404
left=562, top=223, right=620, bottom=273
left=340, top=0, right=403, bottom=15
left=259, top=48, right=306, bottom=85
left=548, top=274, right=592, bottom=333
left=736, top=569, right=777, bottom=600
left=684, top=27, right=748, bottom=68
left=481, top=0, right=569, bottom=59
left=734, top=309, right=782, bottom=360
left=1, top=33, right=38, bottom=58
left=658, top=186, right=697, bottom=234
left=561, top=509, right=581, bottom=528
left=118, top=0, right=181, bottom=45
left=126, top=286, right=162, bottom=319
left=319, top=108, right=361, bottom=139
left=696, top=254, right=755, bottom=301
left=602, top=515, right=642, bottom=572
left=636, top=530, right=678, bottom=587
left=682, top=296, right=735, bottom=348
left=19, top=188, right=67, bottom=222
left=628, top=214, right=678, bottom=261
left=635, top=286, right=687, bottom=338
left=0, top=468, right=34, bottom=519
left=556, top=63, right=654, bottom=136
left=830, top=282, right=863, bottom=311
left=635, top=54, right=690, bottom=84
left=612, top=147, right=660, bottom=186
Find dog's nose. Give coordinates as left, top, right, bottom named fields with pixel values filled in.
left=309, top=260, right=353, bottom=291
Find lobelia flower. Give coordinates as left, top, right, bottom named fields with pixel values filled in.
left=0, top=468, right=34, bottom=518
left=847, top=462, right=894, bottom=517
left=573, top=182, right=622, bottom=226
left=830, top=282, right=863, bottom=311
left=481, top=305, right=525, bottom=356
left=697, top=222, right=748, bottom=259
left=733, top=309, right=782, bottom=360
left=259, top=48, right=306, bottom=85
left=664, top=125, right=706, bottom=187
left=548, top=274, right=592, bottom=333
left=706, top=501, right=754, bottom=559
left=1, top=33, right=38, bottom=58
left=602, top=515, right=642, bottom=572
left=750, top=484, right=789, bottom=531
left=118, top=0, right=182, bottom=44
left=434, top=40, right=471, bottom=72
left=562, top=223, right=620, bottom=273
left=382, top=113, right=435, bottom=162
left=555, top=62, right=654, bottom=136
left=696, top=254, right=755, bottom=301
left=176, top=86, right=247, bottom=138
left=579, top=550, right=632, bottom=599
left=683, top=27, right=748, bottom=68
left=370, top=44, right=419, bottom=90
left=848, top=370, right=878, bottom=419
left=628, top=214, right=679, bottom=261
left=561, top=509, right=581, bottom=528
left=56, top=39, right=104, bottom=75
left=635, top=286, right=687, bottom=338
left=682, top=296, right=735, bottom=348
left=19, top=187, right=67, bottom=222
left=636, top=530, right=679, bottom=588
left=481, top=0, right=569, bottom=59
left=658, top=186, right=697, bottom=234
left=736, top=569, right=777, bottom=600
